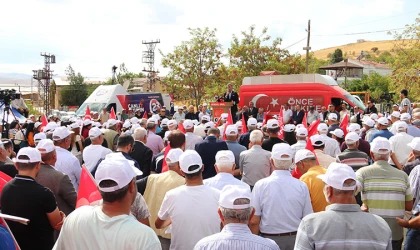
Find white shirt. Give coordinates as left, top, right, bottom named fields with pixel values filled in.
left=173, top=112, right=185, bottom=123
left=194, top=223, right=279, bottom=250
left=53, top=206, right=160, bottom=250
left=388, top=132, right=414, bottom=166
left=194, top=124, right=207, bottom=137
left=55, top=146, right=81, bottom=191
left=204, top=172, right=250, bottom=191
left=251, top=170, right=313, bottom=233
left=83, top=144, right=113, bottom=171
left=283, top=109, right=293, bottom=124
left=70, top=135, right=82, bottom=156
left=320, top=134, right=341, bottom=157
left=11, top=98, right=28, bottom=110
left=291, top=140, right=307, bottom=158
left=158, top=185, right=221, bottom=250
left=185, top=132, right=203, bottom=150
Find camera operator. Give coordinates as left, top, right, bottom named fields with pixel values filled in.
left=399, top=89, right=411, bottom=114
left=11, top=96, right=29, bottom=118
left=364, top=101, right=377, bottom=115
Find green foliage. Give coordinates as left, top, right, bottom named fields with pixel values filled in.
left=160, top=27, right=223, bottom=107
left=389, top=14, right=420, bottom=101
left=25, top=100, right=40, bottom=116
left=60, top=65, right=88, bottom=106
left=104, top=63, right=146, bottom=85
left=307, top=53, right=329, bottom=74
left=330, top=48, right=343, bottom=63
left=371, top=47, right=378, bottom=53
left=347, top=73, right=391, bottom=101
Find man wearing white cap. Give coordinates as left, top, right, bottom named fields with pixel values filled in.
left=224, top=125, right=247, bottom=176
left=53, top=153, right=160, bottom=250
left=2, top=147, right=65, bottom=250
left=194, top=115, right=209, bottom=137
left=356, top=137, right=413, bottom=250
left=103, top=118, right=120, bottom=151
left=250, top=143, right=312, bottom=250
left=370, top=117, right=394, bottom=142
left=204, top=150, right=249, bottom=190
left=388, top=121, right=414, bottom=169
left=195, top=185, right=279, bottom=250
left=363, top=117, right=378, bottom=142
left=326, top=113, right=341, bottom=137
left=404, top=113, right=420, bottom=138
left=173, top=106, right=185, bottom=123
left=83, top=127, right=112, bottom=172
left=262, top=119, right=287, bottom=152
left=337, top=132, right=369, bottom=171
left=140, top=148, right=185, bottom=250
left=403, top=138, right=420, bottom=176
left=99, top=107, right=109, bottom=123
left=156, top=150, right=221, bottom=250
left=240, top=130, right=271, bottom=189
left=295, top=163, right=392, bottom=250
left=310, top=135, right=336, bottom=169
left=36, top=139, right=77, bottom=217
left=146, top=118, right=165, bottom=157
left=291, top=127, right=308, bottom=158
left=295, top=149, right=328, bottom=212
left=184, top=119, right=203, bottom=150
left=239, top=117, right=258, bottom=149
left=53, top=127, right=81, bottom=191
left=218, top=113, right=229, bottom=138
left=389, top=111, right=401, bottom=135
left=317, top=123, right=340, bottom=157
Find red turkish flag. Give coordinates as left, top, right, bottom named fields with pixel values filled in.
left=109, top=107, right=116, bottom=120
left=241, top=113, right=247, bottom=134
left=262, top=112, right=268, bottom=126
left=302, top=112, right=308, bottom=128
left=222, top=110, right=234, bottom=141
left=143, top=111, right=148, bottom=119
left=0, top=172, right=12, bottom=200
left=277, top=108, right=285, bottom=139
left=76, top=166, right=101, bottom=208
left=307, top=119, right=321, bottom=138
left=84, top=105, right=91, bottom=120
left=40, top=114, right=48, bottom=132
left=178, top=122, right=186, bottom=134
left=161, top=144, right=172, bottom=173
left=340, top=114, right=349, bottom=137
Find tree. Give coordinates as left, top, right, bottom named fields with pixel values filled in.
left=389, top=14, right=420, bottom=101
left=60, top=65, right=88, bottom=106
left=347, top=73, right=391, bottom=101
left=160, top=27, right=222, bottom=107
left=371, top=47, right=379, bottom=53
left=330, top=48, right=343, bottom=63
left=307, top=53, right=329, bottom=74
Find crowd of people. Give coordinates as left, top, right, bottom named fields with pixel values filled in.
left=0, top=86, right=419, bottom=250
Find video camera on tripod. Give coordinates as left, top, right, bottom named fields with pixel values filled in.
left=0, top=89, right=21, bottom=106
left=0, top=89, right=22, bottom=138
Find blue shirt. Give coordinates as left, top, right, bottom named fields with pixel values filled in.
left=226, top=141, right=247, bottom=168
left=369, top=129, right=394, bottom=142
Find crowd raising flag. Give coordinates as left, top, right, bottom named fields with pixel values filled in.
left=76, top=166, right=101, bottom=208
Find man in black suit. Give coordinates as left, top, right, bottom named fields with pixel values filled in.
left=292, top=105, right=305, bottom=125
left=195, top=128, right=228, bottom=179
left=130, top=127, right=153, bottom=177
left=247, top=101, right=258, bottom=118
left=223, top=83, right=239, bottom=123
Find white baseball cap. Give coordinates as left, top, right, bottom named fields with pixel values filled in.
left=271, top=143, right=293, bottom=161
left=183, top=119, right=194, bottom=129
left=370, top=113, right=379, bottom=121
left=92, top=122, right=102, bottom=128
left=219, top=185, right=251, bottom=209
left=45, top=122, right=58, bottom=132
left=284, top=124, right=296, bottom=132
left=193, top=120, right=199, bottom=126
left=122, top=120, right=131, bottom=129
left=408, top=138, right=420, bottom=151
left=221, top=113, right=228, bottom=120
left=130, top=117, right=139, bottom=124
left=391, top=111, right=401, bottom=118
left=225, top=125, right=238, bottom=136
left=310, top=134, right=325, bottom=146
left=247, top=118, right=257, bottom=126
left=168, top=120, right=178, bottom=128
left=52, top=127, right=73, bottom=141
left=400, top=113, right=411, bottom=121
left=317, top=123, right=328, bottom=133
left=34, top=122, right=42, bottom=129
left=329, top=129, right=344, bottom=138
left=164, top=131, right=171, bottom=141
left=201, top=115, right=210, bottom=122
left=295, top=149, right=316, bottom=163
left=235, top=121, right=243, bottom=128
left=345, top=132, right=360, bottom=144
left=14, top=147, right=42, bottom=163
left=317, top=163, right=357, bottom=191
left=89, top=127, right=104, bottom=138
left=146, top=118, right=156, bottom=125
left=215, top=150, right=235, bottom=164
left=179, top=150, right=203, bottom=174
left=362, top=117, right=375, bottom=127
left=36, top=139, right=55, bottom=154
left=83, top=119, right=92, bottom=126
left=166, top=148, right=183, bottom=163
left=370, top=137, right=391, bottom=154
left=34, top=132, right=47, bottom=142
left=296, top=127, right=308, bottom=137
left=267, top=119, right=279, bottom=129
left=296, top=124, right=306, bottom=130
left=205, top=122, right=215, bottom=129
left=347, top=123, right=361, bottom=133
left=96, top=153, right=142, bottom=192
left=161, top=118, right=169, bottom=126
left=69, top=123, right=80, bottom=129
left=29, top=114, right=34, bottom=118
left=395, top=121, right=408, bottom=131
left=108, top=119, right=118, bottom=127
left=377, top=117, right=389, bottom=126
left=328, top=113, right=338, bottom=121
left=257, top=122, right=263, bottom=129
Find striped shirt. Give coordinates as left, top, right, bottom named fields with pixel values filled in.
left=336, top=148, right=369, bottom=171
left=294, top=204, right=392, bottom=250
left=409, top=165, right=420, bottom=209
left=194, top=223, right=279, bottom=250
left=356, top=161, right=413, bottom=240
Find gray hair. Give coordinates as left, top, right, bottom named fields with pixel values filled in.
left=373, top=152, right=389, bottom=161
left=272, top=159, right=292, bottom=170
left=146, top=123, right=156, bottom=130
left=220, top=198, right=253, bottom=223
left=329, top=179, right=357, bottom=196
left=247, top=125, right=257, bottom=130
left=133, top=127, right=147, bottom=140
left=249, top=130, right=263, bottom=144
left=216, top=162, right=234, bottom=171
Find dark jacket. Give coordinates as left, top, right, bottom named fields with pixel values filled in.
left=247, top=107, right=258, bottom=118
left=239, top=131, right=252, bottom=149
left=364, top=106, right=378, bottom=115
left=130, top=141, right=153, bottom=177
left=0, top=162, right=18, bottom=178
left=35, top=164, right=77, bottom=215
left=195, top=136, right=228, bottom=179
left=292, top=110, right=305, bottom=124
left=223, top=91, right=239, bottom=121
left=185, top=112, right=198, bottom=120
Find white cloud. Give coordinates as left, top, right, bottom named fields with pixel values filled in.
left=0, top=0, right=409, bottom=77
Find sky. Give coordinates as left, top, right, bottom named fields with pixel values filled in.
left=0, top=0, right=419, bottom=78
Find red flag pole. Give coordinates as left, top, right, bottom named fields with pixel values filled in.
left=241, top=113, right=247, bottom=134
left=302, top=112, right=308, bottom=129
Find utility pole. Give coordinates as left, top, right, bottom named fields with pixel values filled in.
left=142, top=39, right=160, bottom=91
left=303, top=20, right=311, bottom=73
left=33, top=53, right=56, bottom=115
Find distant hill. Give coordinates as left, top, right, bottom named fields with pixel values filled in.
left=312, top=40, right=411, bottom=60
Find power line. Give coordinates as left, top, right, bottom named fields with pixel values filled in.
left=283, top=37, right=307, bottom=49
left=312, top=27, right=404, bottom=37
left=339, top=9, right=420, bottom=28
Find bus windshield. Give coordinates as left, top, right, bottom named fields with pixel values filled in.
left=344, top=94, right=366, bottom=110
